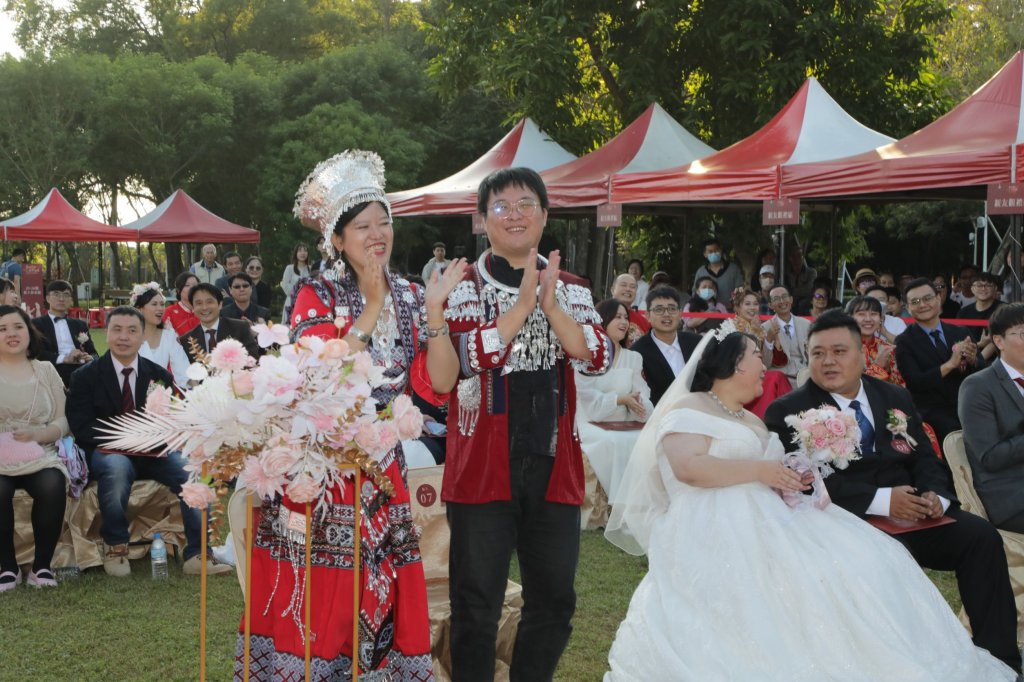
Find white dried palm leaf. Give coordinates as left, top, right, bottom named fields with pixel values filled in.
left=96, top=410, right=187, bottom=454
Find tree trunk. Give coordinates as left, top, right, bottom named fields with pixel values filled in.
left=107, top=184, right=123, bottom=289
left=166, top=243, right=184, bottom=281
left=147, top=243, right=164, bottom=283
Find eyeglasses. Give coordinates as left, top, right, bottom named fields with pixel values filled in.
left=972, top=282, right=996, bottom=289
left=48, top=291, right=72, bottom=299
left=489, top=199, right=540, bottom=219
left=247, top=265, right=262, bottom=271
left=908, top=293, right=937, bottom=307
left=769, top=295, right=791, bottom=303
left=812, top=293, right=827, bottom=300
left=231, top=284, right=251, bottom=290
left=1001, top=331, right=1024, bottom=341
left=649, top=305, right=680, bottom=315
left=931, top=283, right=946, bottom=291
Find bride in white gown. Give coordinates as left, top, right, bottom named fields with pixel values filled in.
left=604, top=328, right=1016, bottom=681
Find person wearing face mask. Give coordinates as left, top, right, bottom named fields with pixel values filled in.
left=692, top=239, right=744, bottom=311
left=683, top=276, right=727, bottom=333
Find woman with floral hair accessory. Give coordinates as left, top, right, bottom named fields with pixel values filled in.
left=132, top=282, right=190, bottom=386
left=238, top=150, right=464, bottom=680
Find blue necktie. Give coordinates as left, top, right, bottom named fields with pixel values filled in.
left=850, top=399, right=874, bottom=455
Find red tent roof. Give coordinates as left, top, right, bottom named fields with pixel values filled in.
left=388, top=118, right=576, bottom=216
left=611, top=78, right=894, bottom=203
left=121, top=190, right=260, bottom=243
left=1, top=188, right=128, bottom=241
left=542, top=103, right=715, bottom=208
left=783, top=51, right=1024, bottom=198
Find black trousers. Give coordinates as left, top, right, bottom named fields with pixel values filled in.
left=897, top=506, right=1021, bottom=672
left=447, top=455, right=580, bottom=682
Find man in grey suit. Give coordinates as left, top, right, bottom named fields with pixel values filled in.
left=761, top=285, right=810, bottom=388
left=959, top=302, right=1024, bottom=533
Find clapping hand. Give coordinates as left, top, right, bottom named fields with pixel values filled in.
left=875, top=342, right=894, bottom=368
left=516, top=248, right=540, bottom=313
left=960, top=337, right=978, bottom=365
left=425, top=257, right=467, bottom=312
left=619, top=392, right=647, bottom=419
left=765, top=320, right=780, bottom=343
left=362, top=255, right=388, bottom=309
left=539, top=250, right=562, bottom=315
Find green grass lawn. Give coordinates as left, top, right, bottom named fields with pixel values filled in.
left=3, top=529, right=960, bottom=681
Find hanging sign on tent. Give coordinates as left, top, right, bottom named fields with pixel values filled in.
left=987, top=183, right=1024, bottom=215
left=597, top=203, right=622, bottom=228
left=763, top=198, right=800, bottom=225
left=472, top=212, right=486, bottom=235
left=21, top=263, right=44, bottom=317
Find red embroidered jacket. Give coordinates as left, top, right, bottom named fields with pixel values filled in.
left=442, top=261, right=611, bottom=505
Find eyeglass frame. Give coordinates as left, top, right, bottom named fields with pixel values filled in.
left=649, top=305, right=681, bottom=316
left=907, top=293, right=938, bottom=307
left=488, top=198, right=541, bottom=219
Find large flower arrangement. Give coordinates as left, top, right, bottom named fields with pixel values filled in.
left=98, top=323, right=423, bottom=509
left=781, top=405, right=862, bottom=509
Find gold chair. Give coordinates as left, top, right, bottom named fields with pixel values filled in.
left=943, top=430, right=1024, bottom=640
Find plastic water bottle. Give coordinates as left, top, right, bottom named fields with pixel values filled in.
left=150, top=533, right=168, bottom=580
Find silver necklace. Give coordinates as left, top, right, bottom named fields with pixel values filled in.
left=708, top=390, right=745, bottom=419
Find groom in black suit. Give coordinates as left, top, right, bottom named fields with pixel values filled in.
left=34, top=279, right=98, bottom=386
left=629, top=285, right=701, bottom=405
left=765, top=311, right=1020, bottom=672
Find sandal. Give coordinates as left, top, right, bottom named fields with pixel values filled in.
left=28, top=569, right=57, bottom=588
left=0, top=570, right=22, bottom=593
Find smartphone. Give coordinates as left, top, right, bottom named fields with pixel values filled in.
left=425, top=421, right=447, bottom=437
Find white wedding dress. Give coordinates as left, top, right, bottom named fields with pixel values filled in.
left=605, top=407, right=1016, bottom=681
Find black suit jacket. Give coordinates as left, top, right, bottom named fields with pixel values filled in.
left=629, top=329, right=702, bottom=405
left=958, top=361, right=1024, bottom=525
left=67, top=352, right=174, bottom=452
left=895, top=322, right=984, bottom=417
left=179, top=317, right=261, bottom=364
left=33, top=313, right=99, bottom=385
left=221, top=300, right=271, bottom=324
left=764, top=375, right=955, bottom=517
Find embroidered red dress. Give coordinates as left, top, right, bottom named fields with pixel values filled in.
left=236, top=269, right=434, bottom=681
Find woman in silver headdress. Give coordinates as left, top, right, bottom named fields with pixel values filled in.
left=237, top=150, right=464, bottom=680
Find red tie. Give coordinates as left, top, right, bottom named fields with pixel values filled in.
left=1014, top=377, right=1024, bottom=392
left=206, top=328, right=217, bottom=352
left=121, top=368, right=135, bottom=413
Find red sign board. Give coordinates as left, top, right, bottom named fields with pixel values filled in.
left=471, top=212, right=486, bottom=235
left=763, top=198, right=800, bottom=225
left=596, top=202, right=622, bottom=228
left=20, top=263, right=44, bottom=317
left=987, top=183, right=1024, bottom=214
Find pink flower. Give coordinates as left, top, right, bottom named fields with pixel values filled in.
left=180, top=482, right=218, bottom=509
left=145, top=384, right=172, bottom=416
left=254, top=322, right=290, bottom=348
left=395, top=408, right=423, bottom=440
left=354, top=421, right=383, bottom=456
left=238, top=456, right=285, bottom=500
left=377, top=422, right=399, bottom=454
left=286, top=473, right=321, bottom=504
left=809, top=424, right=829, bottom=441
left=321, top=338, right=350, bottom=362
left=813, top=437, right=827, bottom=450
left=209, top=339, right=251, bottom=372
left=231, top=370, right=255, bottom=396
left=351, top=351, right=373, bottom=380
left=825, top=418, right=846, bottom=437
left=262, top=445, right=300, bottom=477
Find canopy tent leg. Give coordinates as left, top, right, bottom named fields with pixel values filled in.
left=1012, top=214, right=1022, bottom=303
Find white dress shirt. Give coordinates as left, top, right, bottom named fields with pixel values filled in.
left=49, top=313, right=75, bottom=363
left=200, top=321, right=220, bottom=352
left=830, top=382, right=949, bottom=516
left=111, top=355, right=141, bottom=406
left=652, top=333, right=684, bottom=377
left=1001, top=359, right=1024, bottom=397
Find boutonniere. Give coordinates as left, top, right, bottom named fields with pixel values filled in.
left=77, top=332, right=90, bottom=345
left=886, top=409, right=918, bottom=450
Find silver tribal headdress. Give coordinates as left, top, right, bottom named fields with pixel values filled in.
left=292, top=150, right=392, bottom=257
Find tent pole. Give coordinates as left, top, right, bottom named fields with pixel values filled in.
left=829, top=207, right=838, bottom=284
left=604, top=225, right=615, bottom=294
left=136, top=239, right=142, bottom=282
left=1012, top=214, right=1022, bottom=303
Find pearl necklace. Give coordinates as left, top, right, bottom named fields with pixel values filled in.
left=708, top=390, right=745, bottom=419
